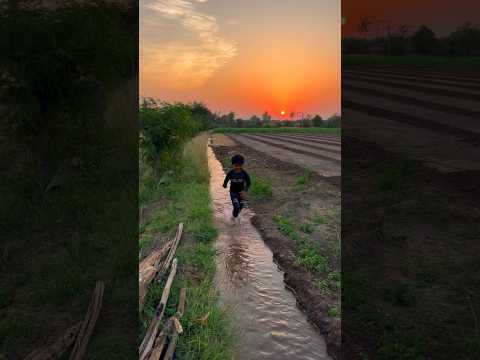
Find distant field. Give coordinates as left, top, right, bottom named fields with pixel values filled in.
left=212, top=127, right=341, bottom=134
left=343, top=55, right=480, bottom=66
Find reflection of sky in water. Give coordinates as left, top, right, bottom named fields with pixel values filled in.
left=208, top=144, right=331, bottom=360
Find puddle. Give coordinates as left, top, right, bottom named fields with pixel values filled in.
left=208, top=144, right=331, bottom=360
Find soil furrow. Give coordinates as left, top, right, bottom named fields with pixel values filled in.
left=346, top=69, right=480, bottom=84
left=240, top=134, right=341, bottom=163
left=342, top=109, right=480, bottom=173
left=344, top=70, right=480, bottom=91
left=343, top=90, right=480, bottom=134
left=343, top=74, right=480, bottom=101
left=342, top=99, right=480, bottom=144
left=248, top=134, right=341, bottom=155
left=343, top=84, right=480, bottom=119
left=285, top=134, right=341, bottom=145
left=343, top=78, right=480, bottom=112
left=347, top=66, right=480, bottom=79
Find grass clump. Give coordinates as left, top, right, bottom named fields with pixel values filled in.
left=328, top=307, right=340, bottom=317
left=300, top=222, right=314, bottom=234
left=296, top=169, right=314, bottom=185
left=273, top=214, right=328, bottom=273
left=249, top=174, right=273, bottom=199
left=378, top=161, right=415, bottom=192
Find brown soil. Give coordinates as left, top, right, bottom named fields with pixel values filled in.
left=341, top=135, right=480, bottom=360
left=210, top=133, right=341, bottom=359
left=229, top=134, right=341, bottom=178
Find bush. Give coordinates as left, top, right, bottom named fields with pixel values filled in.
left=139, top=99, right=213, bottom=174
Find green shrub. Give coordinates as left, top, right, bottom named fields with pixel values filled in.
left=297, top=169, right=313, bottom=185
left=250, top=175, right=273, bottom=199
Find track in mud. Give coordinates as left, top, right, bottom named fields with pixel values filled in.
left=208, top=145, right=331, bottom=360
left=342, top=66, right=480, bottom=173
left=230, top=133, right=341, bottom=177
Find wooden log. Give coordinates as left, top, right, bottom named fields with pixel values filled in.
left=163, top=288, right=187, bottom=360
left=24, top=322, right=82, bottom=360
left=68, top=281, right=105, bottom=360
left=139, top=259, right=178, bottom=360
left=139, top=241, right=172, bottom=274
left=139, top=241, right=173, bottom=311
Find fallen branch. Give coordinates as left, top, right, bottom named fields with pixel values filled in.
left=24, top=322, right=82, bottom=360
left=68, top=281, right=105, bottom=360
left=158, top=223, right=183, bottom=278
left=139, top=241, right=172, bottom=274
left=139, top=258, right=178, bottom=360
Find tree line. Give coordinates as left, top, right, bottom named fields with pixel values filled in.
left=211, top=110, right=340, bottom=129
left=343, top=21, right=480, bottom=56
left=140, top=99, right=340, bottom=173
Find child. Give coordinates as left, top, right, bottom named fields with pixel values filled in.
left=223, top=154, right=251, bottom=220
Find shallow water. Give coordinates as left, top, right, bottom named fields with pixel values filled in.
left=208, top=145, right=331, bottom=360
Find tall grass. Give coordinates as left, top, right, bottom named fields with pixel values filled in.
left=140, top=133, right=233, bottom=359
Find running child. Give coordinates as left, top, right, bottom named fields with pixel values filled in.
left=222, top=154, right=251, bottom=220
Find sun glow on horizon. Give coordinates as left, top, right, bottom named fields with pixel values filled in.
left=140, top=0, right=340, bottom=118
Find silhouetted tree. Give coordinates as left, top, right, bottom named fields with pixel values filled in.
left=412, top=25, right=437, bottom=54
left=312, top=115, right=323, bottom=127
left=189, top=102, right=214, bottom=130
left=262, top=111, right=272, bottom=127
left=448, top=22, right=480, bottom=56
left=249, top=115, right=261, bottom=127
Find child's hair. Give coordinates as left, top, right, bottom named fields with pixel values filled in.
left=231, top=154, right=245, bottom=165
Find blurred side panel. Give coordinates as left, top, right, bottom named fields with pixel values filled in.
left=0, top=1, right=138, bottom=358
left=342, top=1, right=480, bottom=359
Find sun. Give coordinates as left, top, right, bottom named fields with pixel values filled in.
left=280, top=110, right=286, bottom=116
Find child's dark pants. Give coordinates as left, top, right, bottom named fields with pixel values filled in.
left=230, top=192, right=244, bottom=218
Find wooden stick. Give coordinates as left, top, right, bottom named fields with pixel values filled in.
left=158, top=223, right=183, bottom=278
left=24, top=322, right=82, bottom=360
left=148, top=288, right=186, bottom=360
left=147, top=318, right=173, bottom=360
left=139, top=258, right=178, bottom=360
left=163, top=288, right=187, bottom=360
left=68, top=281, right=105, bottom=360
left=176, top=288, right=186, bottom=317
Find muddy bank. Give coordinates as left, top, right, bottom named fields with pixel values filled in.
left=210, top=134, right=341, bottom=359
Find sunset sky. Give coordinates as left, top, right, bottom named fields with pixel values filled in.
left=140, top=0, right=341, bottom=119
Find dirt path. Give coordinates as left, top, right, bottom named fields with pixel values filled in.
left=210, top=133, right=341, bottom=359
left=229, top=134, right=341, bottom=177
